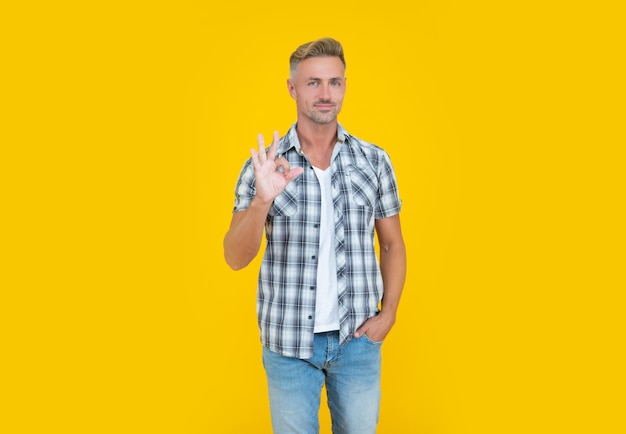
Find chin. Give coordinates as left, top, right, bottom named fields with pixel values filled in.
left=311, top=113, right=338, bottom=124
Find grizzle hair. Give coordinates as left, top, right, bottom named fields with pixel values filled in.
left=289, top=37, right=346, bottom=76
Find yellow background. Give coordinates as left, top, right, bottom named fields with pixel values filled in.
left=2, top=1, right=624, bottom=433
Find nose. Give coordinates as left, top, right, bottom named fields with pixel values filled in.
left=319, top=83, right=331, bottom=100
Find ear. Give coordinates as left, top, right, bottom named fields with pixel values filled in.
left=287, top=78, right=297, bottom=100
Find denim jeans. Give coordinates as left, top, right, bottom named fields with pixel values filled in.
left=262, top=331, right=382, bottom=434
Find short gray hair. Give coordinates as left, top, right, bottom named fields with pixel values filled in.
left=289, top=37, right=346, bottom=77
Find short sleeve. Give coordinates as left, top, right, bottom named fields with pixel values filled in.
left=375, top=151, right=402, bottom=219
left=232, top=158, right=257, bottom=213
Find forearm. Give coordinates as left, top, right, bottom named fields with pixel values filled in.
left=378, top=241, right=407, bottom=321
left=223, top=197, right=272, bottom=270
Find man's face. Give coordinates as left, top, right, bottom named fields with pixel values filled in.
left=287, top=56, right=346, bottom=125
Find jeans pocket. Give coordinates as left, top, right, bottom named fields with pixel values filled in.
left=361, top=333, right=384, bottom=346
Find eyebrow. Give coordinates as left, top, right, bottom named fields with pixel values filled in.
left=307, top=76, right=344, bottom=81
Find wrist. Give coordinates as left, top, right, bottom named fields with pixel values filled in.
left=250, top=195, right=274, bottom=209
left=378, top=309, right=397, bottom=324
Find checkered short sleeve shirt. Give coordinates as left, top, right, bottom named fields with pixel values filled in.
left=232, top=123, right=402, bottom=359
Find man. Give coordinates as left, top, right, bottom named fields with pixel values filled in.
left=224, top=37, right=406, bottom=434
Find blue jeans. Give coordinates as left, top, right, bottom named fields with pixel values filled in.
left=262, top=331, right=382, bottom=434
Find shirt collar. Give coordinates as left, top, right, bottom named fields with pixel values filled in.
left=278, top=123, right=348, bottom=156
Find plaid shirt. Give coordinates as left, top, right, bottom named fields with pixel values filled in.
left=232, top=123, right=402, bottom=358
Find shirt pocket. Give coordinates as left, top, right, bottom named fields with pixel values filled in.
left=348, top=164, right=378, bottom=210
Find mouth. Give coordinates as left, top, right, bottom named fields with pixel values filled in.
left=314, top=103, right=335, bottom=111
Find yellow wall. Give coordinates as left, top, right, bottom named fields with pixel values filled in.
left=3, top=1, right=624, bottom=433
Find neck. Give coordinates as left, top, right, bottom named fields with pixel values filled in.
left=296, top=121, right=338, bottom=170
left=296, top=120, right=338, bottom=151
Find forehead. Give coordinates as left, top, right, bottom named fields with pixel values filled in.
left=295, top=56, right=345, bottom=78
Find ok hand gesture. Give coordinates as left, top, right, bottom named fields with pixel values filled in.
left=251, top=131, right=304, bottom=204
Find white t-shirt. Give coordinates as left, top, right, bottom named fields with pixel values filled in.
left=312, top=166, right=340, bottom=332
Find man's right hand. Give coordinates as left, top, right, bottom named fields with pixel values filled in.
left=251, top=131, right=304, bottom=204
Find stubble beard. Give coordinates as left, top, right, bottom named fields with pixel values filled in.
left=308, top=105, right=339, bottom=125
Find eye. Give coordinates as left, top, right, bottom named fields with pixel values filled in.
left=308, top=81, right=319, bottom=87
left=331, top=81, right=341, bottom=87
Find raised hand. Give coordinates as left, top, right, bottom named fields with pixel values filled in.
left=250, top=131, right=304, bottom=204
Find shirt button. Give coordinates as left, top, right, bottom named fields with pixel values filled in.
left=312, top=255, right=316, bottom=260
left=313, top=224, right=319, bottom=228
left=308, top=315, right=313, bottom=320
left=310, top=286, right=315, bottom=290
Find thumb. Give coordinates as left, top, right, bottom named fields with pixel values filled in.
left=354, top=325, right=367, bottom=338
